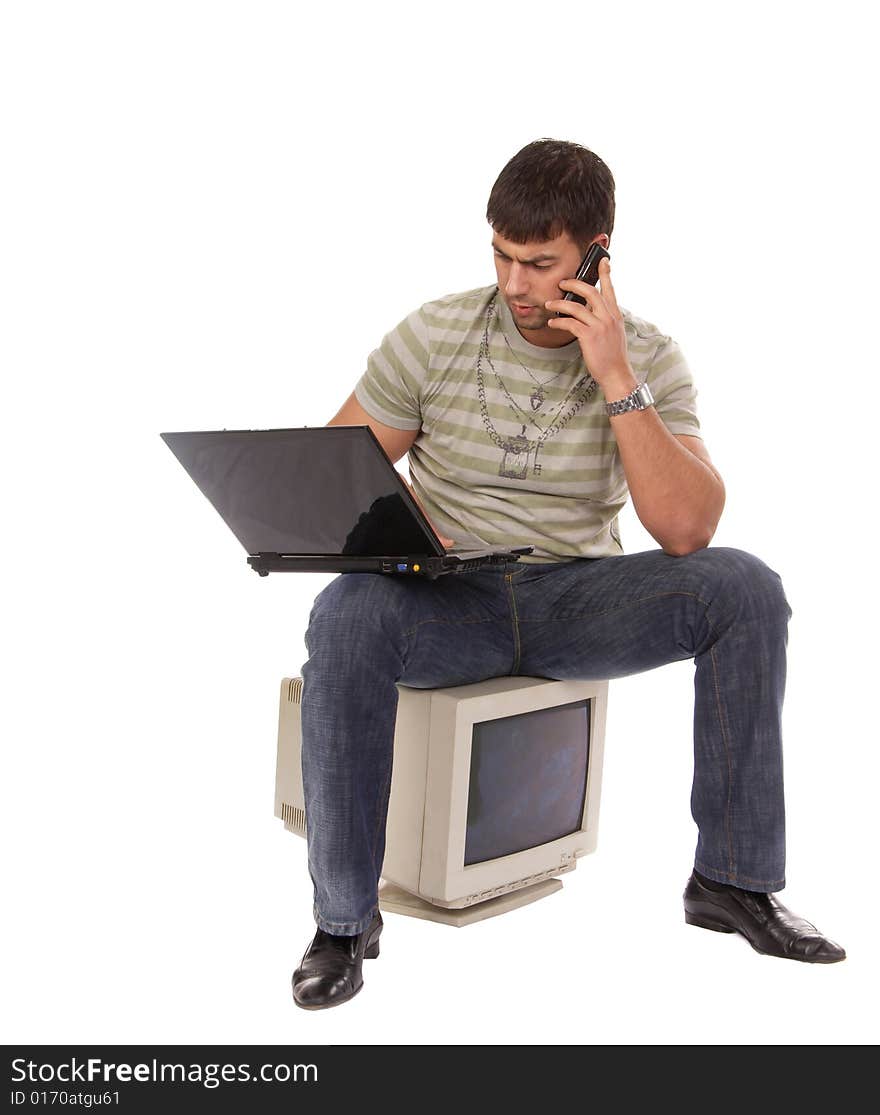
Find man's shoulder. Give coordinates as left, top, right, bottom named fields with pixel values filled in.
left=417, top=284, right=497, bottom=327
left=619, top=304, right=672, bottom=346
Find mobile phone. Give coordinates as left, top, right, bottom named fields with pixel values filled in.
left=558, top=243, right=610, bottom=312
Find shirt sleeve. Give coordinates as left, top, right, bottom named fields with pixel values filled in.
left=646, top=336, right=702, bottom=438
left=354, top=306, right=431, bottom=431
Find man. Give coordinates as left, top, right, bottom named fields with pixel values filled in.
left=291, top=138, right=845, bottom=1010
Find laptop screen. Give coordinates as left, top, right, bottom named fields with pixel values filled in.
left=160, top=426, right=443, bottom=557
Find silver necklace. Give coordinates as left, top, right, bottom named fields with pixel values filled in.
left=476, top=293, right=597, bottom=479
left=500, top=329, right=570, bottom=411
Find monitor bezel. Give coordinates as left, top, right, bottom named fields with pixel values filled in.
left=418, top=677, right=607, bottom=905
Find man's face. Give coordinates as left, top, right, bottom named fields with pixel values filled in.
left=491, top=228, right=609, bottom=347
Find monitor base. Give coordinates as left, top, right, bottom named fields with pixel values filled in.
left=378, top=877, right=563, bottom=926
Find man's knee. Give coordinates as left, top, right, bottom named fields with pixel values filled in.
left=305, top=574, right=408, bottom=655
left=680, top=547, right=792, bottom=626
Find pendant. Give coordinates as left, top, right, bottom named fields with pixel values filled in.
left=499, top=432, right=530, bottom=479
left=530, top=388, right=544, bottom=410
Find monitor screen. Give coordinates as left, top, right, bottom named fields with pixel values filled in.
left=464, top=699, right=591, bottom=866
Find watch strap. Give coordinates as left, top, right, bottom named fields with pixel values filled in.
left=604, top=381, right=655, bottom=417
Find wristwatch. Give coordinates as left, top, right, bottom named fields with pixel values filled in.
left=604, top=381, right=655, bottom=417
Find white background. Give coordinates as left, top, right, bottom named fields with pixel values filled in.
left=3, top=0, right=878, bottom=1045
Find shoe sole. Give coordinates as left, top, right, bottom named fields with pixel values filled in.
left=685, top=907, right=845, bottom=963
left=685, top=910, right=736, bottom=934
left=294, top=982, right=365, bottom=1011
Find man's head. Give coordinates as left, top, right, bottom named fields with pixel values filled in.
left=486, top=139, right=616, bottom=347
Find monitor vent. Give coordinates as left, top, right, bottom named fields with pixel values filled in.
left=281, top=802, right=307, bottom=834
left=285, top=677, right=304, bottom=706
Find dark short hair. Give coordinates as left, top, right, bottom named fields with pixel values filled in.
left=486, top=138, right=616, bottom=249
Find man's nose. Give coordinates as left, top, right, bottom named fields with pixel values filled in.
left=505, top=264, right=530, bottom=297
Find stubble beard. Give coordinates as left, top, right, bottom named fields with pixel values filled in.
left=519, top=312, right=552, bottom=331
left=505, top=298, right=552, bottom=331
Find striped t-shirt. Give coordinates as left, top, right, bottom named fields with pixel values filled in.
left=355, top=284, right=701, bottom=562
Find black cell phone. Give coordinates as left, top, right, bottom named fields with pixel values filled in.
left=558, top=243, right=610, bottom=312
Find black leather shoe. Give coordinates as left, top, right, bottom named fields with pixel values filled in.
left=683, top=871, right=845, bottom=963
left=292, top=911, right=383, bottom=1010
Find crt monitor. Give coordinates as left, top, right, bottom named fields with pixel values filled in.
left=275, top=675, right=608, bottom=926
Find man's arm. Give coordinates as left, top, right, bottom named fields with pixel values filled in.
left=607, top=401, right=725, bottom=555
left=328, top=391, right=419, bottom=463
left=546, top=257, right=725, bottom=557
left=327, top=391, right=455, bottom=546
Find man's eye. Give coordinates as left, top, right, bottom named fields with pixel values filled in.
left=534, top=263, right=553, bottom=270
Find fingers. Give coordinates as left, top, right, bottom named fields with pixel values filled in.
left=551, top=258, right=619, bottom=319
left=545, top=296, right=592, bottom=334
left=546, top=312, right=587, bottom=337
left=597, top=257, right=620, bottom=312
left=548, top=283, right=600, bottom=319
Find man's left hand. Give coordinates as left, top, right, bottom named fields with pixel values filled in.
left=544, top=258, right=635, bottom=396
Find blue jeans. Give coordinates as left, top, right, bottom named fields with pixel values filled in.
left=300, top=547, right=791, bottom=935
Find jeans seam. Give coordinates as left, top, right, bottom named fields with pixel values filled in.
left=506, top=576, right=521, bottom=674
left=315, top=906, right=377, bottom=934
left=708, top=643, right=736, bottom=879
left=366, top=621, right=416, bottom=878
left=370, top=758, right=393, bottom=895
left=531, top=589, right=714, bottom=623
left=695, top=859, right=784, bottom=890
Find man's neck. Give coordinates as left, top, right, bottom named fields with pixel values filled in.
left=514, top=322, right=574, bottom=349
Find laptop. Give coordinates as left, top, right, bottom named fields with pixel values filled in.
left=160, top=426, right=533, bottom=579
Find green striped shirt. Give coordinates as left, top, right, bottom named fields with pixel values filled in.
left=355, top=284, right=701, bottom=562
